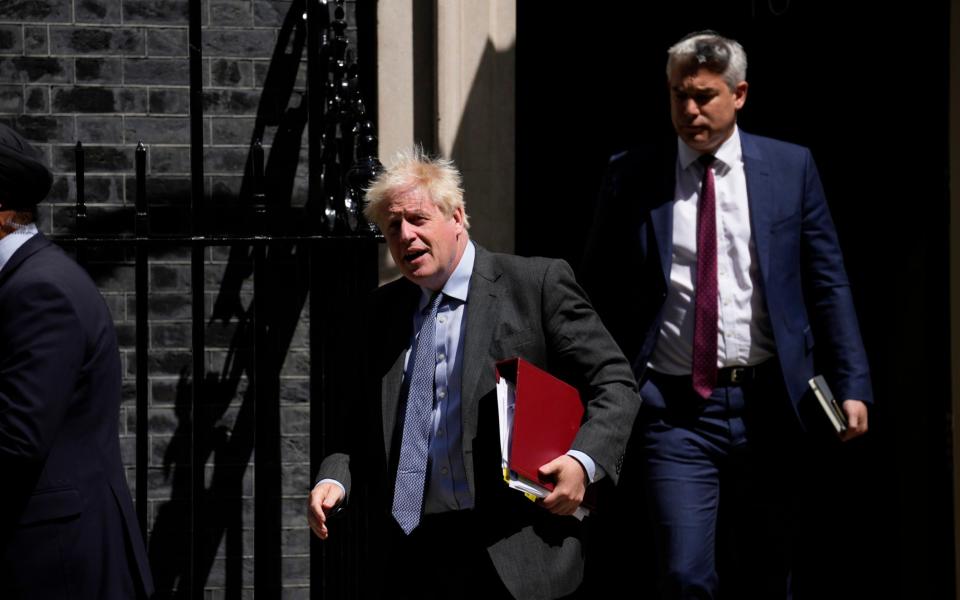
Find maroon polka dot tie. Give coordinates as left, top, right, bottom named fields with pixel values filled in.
left=692, top=154, right=718, bottom=399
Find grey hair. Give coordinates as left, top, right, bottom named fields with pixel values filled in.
left=666, top=31, right=747, bottom=90
left=364, top=146, right=470, bottom=229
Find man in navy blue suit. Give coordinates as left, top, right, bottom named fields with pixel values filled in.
left=0, top=124, right=153, bottom=599
left=582, top=31, right=872, bottom=599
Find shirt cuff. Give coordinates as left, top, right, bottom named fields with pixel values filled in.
left=314, top=478, right=347, bottom=501
left=566, top=450, right=605, bottom=483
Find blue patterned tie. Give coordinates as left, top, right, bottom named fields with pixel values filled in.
left=392, top=292, right=443, bottom=534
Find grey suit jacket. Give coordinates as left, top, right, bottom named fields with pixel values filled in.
left=317, top=243, right=640, bottom=599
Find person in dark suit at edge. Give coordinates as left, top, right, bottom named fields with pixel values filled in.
left=0, top=124, right=154, bottom=598
left=307, top=148, right=641, bottom=599
left=581, top=31, right=872, bottom=599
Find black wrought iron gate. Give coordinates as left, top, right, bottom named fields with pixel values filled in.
left=53, top=1, right=380, bottom=598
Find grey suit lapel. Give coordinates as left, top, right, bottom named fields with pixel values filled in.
left=459, top=245, right=501, bottom=494
left=381, top=347, right=406, bottom=464
left=741, top=131, right=774, bottom=281
left=380, top=281, right=420, bottom=464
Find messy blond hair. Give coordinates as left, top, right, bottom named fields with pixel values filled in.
left=364, top=146, right=470, bottom=229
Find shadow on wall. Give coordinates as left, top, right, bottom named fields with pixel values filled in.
left=375, top=37, right=516, bottom=281
left=446, top=38, right=515, bottom=254
left=143, top=1, right=313, bottom=596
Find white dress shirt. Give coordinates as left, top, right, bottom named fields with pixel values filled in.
left=648, top=127, right=776, bottom=375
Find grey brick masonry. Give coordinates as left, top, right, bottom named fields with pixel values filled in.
left=1, top=1, right=360, bottom=597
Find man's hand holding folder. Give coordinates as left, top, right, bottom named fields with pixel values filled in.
left=495, top=357, right=593, bottom=519
left=839, top=400, right=869, bottom=442
left=538, top=455, right=588, bottom=516
left=807, top=374, right=869, bottom=442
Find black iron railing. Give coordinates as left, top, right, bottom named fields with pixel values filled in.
left=51, top=1, right=380, bottom=598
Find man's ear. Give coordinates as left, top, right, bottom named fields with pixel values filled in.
left=452, top=206, right=465, bottom=233
left=734, top=81, right=748, bottom=110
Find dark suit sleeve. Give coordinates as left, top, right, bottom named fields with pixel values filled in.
left=580, top=150, right=662, bottom=367
left=581, top=154, right=629, bottom=328
left=0, top=278, right=85, bottom=465
left=541, top=259, right=641, bottom=484
left=316, top=452, right=353, bottom=504
left=313, top=289, right=383, bottom=505
left=800, top=151, right=873, bottom=403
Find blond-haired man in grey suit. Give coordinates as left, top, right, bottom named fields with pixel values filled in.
left=308, top=149, right=640, bottom=599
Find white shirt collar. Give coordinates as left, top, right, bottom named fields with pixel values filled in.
left=678, top=124, right=742, bottom=171
left=0, top=222, right=39, bottom=273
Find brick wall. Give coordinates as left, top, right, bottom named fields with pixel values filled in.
left=0, top=1, right=359, bottom=598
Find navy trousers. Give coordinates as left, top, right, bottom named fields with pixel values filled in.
left=639, top=365, right=802, bottom=600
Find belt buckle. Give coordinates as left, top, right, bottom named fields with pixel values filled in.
left=729, top=367, right=745, bottom=383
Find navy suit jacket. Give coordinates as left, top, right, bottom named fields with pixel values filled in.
left=317, top=244, right=640, bottom=599
left=581, top=130, right=872, bottom=413
left=0, top=233, right=153, bottom=599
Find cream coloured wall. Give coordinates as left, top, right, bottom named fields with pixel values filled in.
left=375, top=0, right=516, bottom=284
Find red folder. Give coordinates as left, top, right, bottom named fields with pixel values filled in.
left=495, top=357, right=583, bottom=491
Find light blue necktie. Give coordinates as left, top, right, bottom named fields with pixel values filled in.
left=392, top=292, right=443, bottom=534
